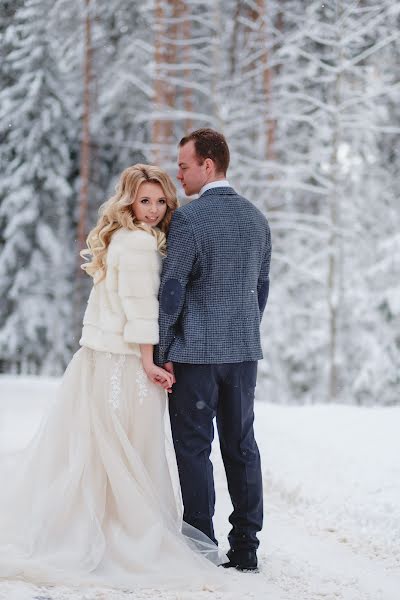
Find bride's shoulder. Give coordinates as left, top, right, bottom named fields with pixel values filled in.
left=111, top=227, right=157, bottom=251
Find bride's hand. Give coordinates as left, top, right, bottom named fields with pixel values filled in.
left=143, top=363, right=174, bottom=392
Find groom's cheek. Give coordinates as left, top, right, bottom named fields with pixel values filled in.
left=161, top=279, right=182, bottom=315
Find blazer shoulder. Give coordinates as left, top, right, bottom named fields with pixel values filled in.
left=168, top=205, right=198, bottom=232
left=175, top=198, right=212, bottom=224
left=238, top=194, right=270, bottom=226
left=175, top=203, right=195, bottom=219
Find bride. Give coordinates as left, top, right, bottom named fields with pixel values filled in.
left=0, top=164, right=226, bottom=591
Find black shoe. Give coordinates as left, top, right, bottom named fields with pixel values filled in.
left=221, top=548, right=258, bottom=572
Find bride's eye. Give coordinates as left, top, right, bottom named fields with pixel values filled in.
left=158, top=199, right=166, bottom=204
left=140, top=198, right=149, bottom=204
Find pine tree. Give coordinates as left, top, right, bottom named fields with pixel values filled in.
left=259, top=0, right=400, bottom=404
left=0, top=0, right=77, bottom=374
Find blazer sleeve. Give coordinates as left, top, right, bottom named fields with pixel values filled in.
left=154, top=210, right=198, bottom=365
left=117, top=233, right=160, bottom=345
left=257, top=221, right=272, bottom=321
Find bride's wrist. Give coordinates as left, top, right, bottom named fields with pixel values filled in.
left=141, top=358, right=154, bottom=371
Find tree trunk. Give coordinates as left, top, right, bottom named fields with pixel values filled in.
left=77, top=0, right=92, bottom=257
left=152, top=1, right=194, bottom=161
left=75, top=0, right=92, bottom=341
left=327, top=0, right=345, bottom=402
left=256, top=0, right=276, bottom=161
left=152, top=0, right=166, bottom=164
left=181, top=1, right=193, bottom=132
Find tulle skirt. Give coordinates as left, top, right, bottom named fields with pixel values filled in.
left=0, top=347, right=226, bottom=591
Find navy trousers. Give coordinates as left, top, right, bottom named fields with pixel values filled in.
left=168, top=362, right=263, bottom=551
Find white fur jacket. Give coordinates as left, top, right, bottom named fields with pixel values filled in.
left=79, top=228, right=162, bottom=355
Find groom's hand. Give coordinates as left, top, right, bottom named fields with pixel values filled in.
left=164, top=362, right=176, bottom=385
left=143, top=363, right=174, bottom=393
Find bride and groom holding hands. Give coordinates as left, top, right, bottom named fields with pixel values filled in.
left=0, top=128, right=271, bottom=590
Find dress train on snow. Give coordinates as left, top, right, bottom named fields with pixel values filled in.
left=0, top=347, right=226, bottom=591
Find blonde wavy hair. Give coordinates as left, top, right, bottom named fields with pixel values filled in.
left=81, top=164, right=178, bottom=282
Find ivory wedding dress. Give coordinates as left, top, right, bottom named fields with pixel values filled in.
left=0, top=347, right=226, bottom=591
left=0, top=227, right=226, bottom=592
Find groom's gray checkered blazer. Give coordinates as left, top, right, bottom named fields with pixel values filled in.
left=154, top=187, right=271, bottom=365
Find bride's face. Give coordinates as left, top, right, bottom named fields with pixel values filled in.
left=132, top=182, right=168, bottom=227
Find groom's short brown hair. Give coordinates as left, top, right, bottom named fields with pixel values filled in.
left=179, top=128, right=230, bottom=175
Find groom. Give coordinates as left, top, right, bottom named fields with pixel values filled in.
left=155, top=128, right=271, bottom=571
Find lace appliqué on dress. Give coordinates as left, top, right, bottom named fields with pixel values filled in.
left=136, top=362, right=149, bottom=405
left=89, top=348, right=96, bottom=368
left=108, top=353, right=126, bottom=411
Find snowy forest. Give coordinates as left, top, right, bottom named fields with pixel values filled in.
left=0, top=0, right=399, bottom=406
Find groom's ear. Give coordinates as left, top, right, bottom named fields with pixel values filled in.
left=204, top=157, right=215, bottom=175
left=161, top=279, right=183, bottom=315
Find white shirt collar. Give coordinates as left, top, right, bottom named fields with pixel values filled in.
left=199, top=179, right=231, bottom=196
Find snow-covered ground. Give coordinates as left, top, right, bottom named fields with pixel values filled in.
left=0, top=376, right=399, bottom=600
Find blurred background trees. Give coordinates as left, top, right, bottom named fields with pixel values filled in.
left=0, top=0, right=399, bottom=405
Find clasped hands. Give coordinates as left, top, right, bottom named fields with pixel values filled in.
left=143, top=361, right=175, bottom=393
